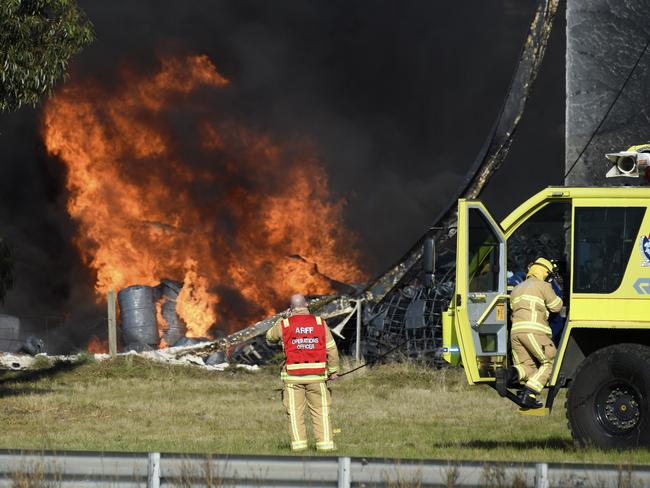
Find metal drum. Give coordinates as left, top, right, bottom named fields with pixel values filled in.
left=0, top=314, right=20, bottom=352
left=118, top=285, right=159, bottom=351
left=158, top=280, right=186, bottom=346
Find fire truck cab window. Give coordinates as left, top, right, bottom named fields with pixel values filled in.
left=468, top=209, right=500, bottom=292
left=507, top=202, right=571, bottom=285
left=573, top=207, right=645, bottom=294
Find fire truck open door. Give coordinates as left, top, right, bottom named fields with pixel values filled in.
left=455, top=200, right=508, bottom=382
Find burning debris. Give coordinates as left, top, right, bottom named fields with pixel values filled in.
left=42, top=54, right=365, bottom=350
left=160, top=0, right=559, bottom=367
left=10, top=1, right=555, bottom=367
left=157, top=280, right=186, bottom=346
left=117, top=281, right=219, bottom=352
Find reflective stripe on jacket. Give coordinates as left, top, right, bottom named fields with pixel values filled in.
left=510, top=276, right=562, bottom=336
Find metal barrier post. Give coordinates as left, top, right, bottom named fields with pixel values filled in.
left=338, top=456, right=351, bottom=488
left=535, top=462, right=549, bottom=488
left=148, top=452, right=160, bottom=488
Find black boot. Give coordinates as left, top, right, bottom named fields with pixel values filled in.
left=518, top=387, right=543, bottom=409
left=495, top=367, right=521, bottom=396
left=506, top=366, right=520, bottom=388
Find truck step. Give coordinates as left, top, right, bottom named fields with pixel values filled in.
left=518, top=407, right=550, bottom=417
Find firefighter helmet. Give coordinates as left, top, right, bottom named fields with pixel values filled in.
left=527, top=257, right=557, bottom=281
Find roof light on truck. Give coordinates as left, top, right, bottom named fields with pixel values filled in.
left=605, top=149, right=650, bottom=178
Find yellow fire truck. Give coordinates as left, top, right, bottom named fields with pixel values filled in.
left=441, top=186, right=650, bottom=449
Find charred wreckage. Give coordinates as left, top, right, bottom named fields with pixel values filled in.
left=149, top=0, right=560, bottom=370
left=0, top=0, right=560, bottom=371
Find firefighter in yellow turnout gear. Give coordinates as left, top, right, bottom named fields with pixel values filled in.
left=509, top=258, right=563, bottom=408
left=266, top=294, right=339, bottom=452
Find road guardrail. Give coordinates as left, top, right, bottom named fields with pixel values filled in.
left=0, top=449, right=647, bottom=487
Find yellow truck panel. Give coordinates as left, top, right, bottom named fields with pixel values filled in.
left=568, top=198, right=650, bottom=324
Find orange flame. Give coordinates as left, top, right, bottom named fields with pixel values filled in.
left=176, top=259, right=218, bottom=338
left=155, top=300, right=169, bottom=348
left=43, top=53, right=364, bottom=338
left=87, top=336, right=108, bottom=354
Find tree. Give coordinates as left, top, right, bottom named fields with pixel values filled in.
left=0, top=1, right=92, bottom=300
left=0, top=0, right=94, bottom=112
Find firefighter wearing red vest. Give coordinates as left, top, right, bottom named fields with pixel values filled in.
left=266, top=294, right=340, bottom=452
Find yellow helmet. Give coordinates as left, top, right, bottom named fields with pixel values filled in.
left=527, top=257, right=556, bottom=281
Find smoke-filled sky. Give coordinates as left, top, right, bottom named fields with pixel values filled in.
left=0, top=1, right=564, bottom=336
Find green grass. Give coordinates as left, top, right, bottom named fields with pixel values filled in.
left=0, top=356, right=648, bottom=464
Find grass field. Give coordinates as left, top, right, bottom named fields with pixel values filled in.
left=0, top=355, right=648, bottom=464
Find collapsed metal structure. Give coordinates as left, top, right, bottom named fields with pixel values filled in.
left=162, top=0, right=560, bottom=367
left=359, top=0, right=560, bottom=365
left=27, top=0, right=557, bottom=366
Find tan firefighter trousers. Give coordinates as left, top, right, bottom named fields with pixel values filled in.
left=282, top=382, right=335, bottom=451
left=511, top=331, right=557, bottom=393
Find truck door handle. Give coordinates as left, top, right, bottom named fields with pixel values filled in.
left=475, top=294, right=509, bottom=327
left=468, top=293, right=487, bottom=303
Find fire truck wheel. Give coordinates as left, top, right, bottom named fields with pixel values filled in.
left=566, top=343, right=650, bottom=449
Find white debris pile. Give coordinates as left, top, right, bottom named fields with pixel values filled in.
left=94, top=349, right=260, bottom=372
left=0, top=353, right=79, bottom=371
left=0, top=350, right=260, bottom=372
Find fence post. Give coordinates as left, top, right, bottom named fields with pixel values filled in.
left=355, top=300, right=362, bottom=363
left=535, top=462, right=549, bottom=488
left=338, top=456, right=351, bottom=488
left=107, top=290, right=117, bottom=357
left=148, top=452, right=161, bottom=488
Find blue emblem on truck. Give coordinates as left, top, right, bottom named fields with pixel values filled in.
left=642, top=235, right=650, bottom=266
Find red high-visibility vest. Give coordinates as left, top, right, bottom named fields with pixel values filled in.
left=281, top=314, right=327, bottom=375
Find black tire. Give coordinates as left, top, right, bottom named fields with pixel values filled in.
left=566, top=343, right=650, bottom=449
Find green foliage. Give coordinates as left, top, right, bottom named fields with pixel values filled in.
left=0, top=0, right=94, bottom=112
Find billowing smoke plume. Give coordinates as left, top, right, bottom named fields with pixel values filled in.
left=0, top=1, right=564, bottom=351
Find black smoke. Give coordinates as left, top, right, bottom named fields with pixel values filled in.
left=0, top=0, right=565, bottom=351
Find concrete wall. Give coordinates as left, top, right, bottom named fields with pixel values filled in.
left=566, top=0, right=650, bottom=185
